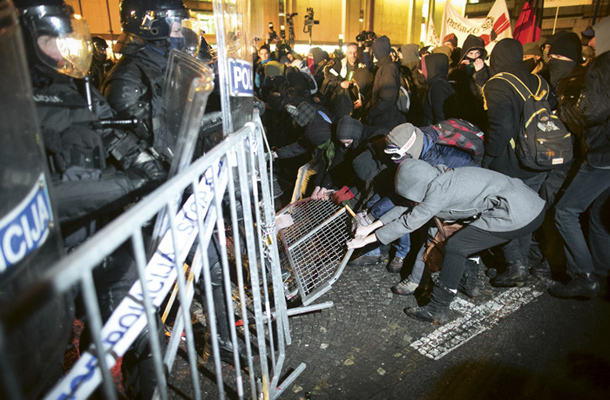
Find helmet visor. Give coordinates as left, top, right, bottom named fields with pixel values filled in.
left=167, top=16, right=200, bottom=56
left=33, top=13, right=92, bottom=78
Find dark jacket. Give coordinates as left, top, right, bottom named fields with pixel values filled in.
left=448, top=34, right=489, bottom=131
left=325, top=116, right=389, bottom=191
left=482, top=38, right=542, bottom=180
left=275, top=106, right=333, bottom=159
left=367, top=36, right=406, bottom=129
left=422, top=53, right=460, bottom=125
left=102, top=43, right=168, bottom=151
left=33, top=74, right=145, bottom=229
left=572, top=51, right=610, bottom=167
left=554, top=63, right=588, bottom=157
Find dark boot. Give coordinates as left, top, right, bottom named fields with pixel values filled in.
left=386, top=256, right=405, bottom=273
left=549, top=273, right=601, bottom=299
left=491, top=260, right=528, bottom=287
left=530, top=258, right=552, bottom=280
left=459, top=257, right=480, bottom=298
left=202, top=332, right=250, bottom=366
left=405, top=281, right=456, bottom=325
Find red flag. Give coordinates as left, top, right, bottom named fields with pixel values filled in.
left=513, top=0, right=545, bottom=44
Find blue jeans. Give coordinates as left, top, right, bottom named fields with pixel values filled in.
left=555, top=163, right=610, bottom=276
left=368, top=194, right=411, bottom=258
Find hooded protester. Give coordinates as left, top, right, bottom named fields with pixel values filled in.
left=401, top=44, right=420, bottom=70
left=482, top=38, right=540, bottom=179
left=421, top=52, right=460, bottom=125
left=308, top=46, right=329, bottom=88
left=483, top=38, right=573, bottom=287
left=400, top=43, right=426, bottom=126
left=367, top=35, right=406, bottom=130
left=523, top=41, right=549, bottom=82
left=347, top=121, right=478, bottom=271
left=548, top=31, right=583, bottom=89
left=348, top=159, right=545, bottom=325
left=273, top=101, right=335, bottom=199
left=549, top=32, right=588, bottom=147
left=448, top=34, right=490, bottom=131
left=350, top=67, right=375, bottom=121
left=550, top=16, right=610, bottom=299
left=322, top=116, right=390, bottom=204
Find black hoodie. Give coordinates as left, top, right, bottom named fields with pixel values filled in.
left=482, top=38, right=542, bottom=179
left=367, top=36, right=406, bottom=129
left=421, top=53, right=460, bottom=125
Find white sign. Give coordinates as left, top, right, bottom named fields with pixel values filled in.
left=440, top=0, right=512, bottom=55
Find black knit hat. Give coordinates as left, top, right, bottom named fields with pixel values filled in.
left=549, top=32, right=582, bottom=62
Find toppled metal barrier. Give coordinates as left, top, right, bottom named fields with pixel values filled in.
left=276, top=199, right=354, bottom=305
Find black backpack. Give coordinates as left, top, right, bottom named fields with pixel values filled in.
left=396, top=74, right=411, bottom=115
left=488, top=72, right=573, bottom=170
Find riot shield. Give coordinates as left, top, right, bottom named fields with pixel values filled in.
left=162, top=49, right=215, bottom=177
left=213, top=0, right=254, bottom=134
left=149, top=50, right=215, bottom=253
left=0, top=1, right=73, bottom=398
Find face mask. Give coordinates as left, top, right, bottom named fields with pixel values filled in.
left=548, top=58, right=577, bottom=87
left=168, top=37, right=186, bottom=52
left=384, top=144, right=411, bottom=164
left=307, top=55, right=315, bottom=73
left=523, top=58, right=537, bottom=72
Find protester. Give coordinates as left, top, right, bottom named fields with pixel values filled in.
left=550, top=17, right=610, bottom=299
left=348, top=160, right=545, bottom=325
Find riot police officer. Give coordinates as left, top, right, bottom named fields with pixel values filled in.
left=15, top=0, right=166, bottom=397
left=89, top=36, right=115, bottom=89
left=103, top=0, right=250, bottom=367
left=102, top=0, right=198, bottom=165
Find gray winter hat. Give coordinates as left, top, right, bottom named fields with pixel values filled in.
left=395, top=159, right=443, bottom=203
left=385, top=123, right=424, bottom=160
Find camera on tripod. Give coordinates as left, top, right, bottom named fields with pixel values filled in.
left=267, top=22, right=279, bottom=44
left=303, top=8, right=319, bottom=31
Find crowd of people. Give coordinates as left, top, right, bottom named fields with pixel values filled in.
left=254, top=23, right=610, bottom=325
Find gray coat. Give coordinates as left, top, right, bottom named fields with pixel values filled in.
left=376, top=160, right=545, bottom=245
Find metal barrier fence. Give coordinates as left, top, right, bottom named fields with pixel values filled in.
left=276, top=200, right=355, bottom=306
left=0, top=115, right=309, bottom=400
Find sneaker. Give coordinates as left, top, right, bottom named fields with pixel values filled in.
left=391, top=278, right=419, bottom=296
left=348, top=254, right=388, bottom=266
left=386, top=256, right=404, bottom=273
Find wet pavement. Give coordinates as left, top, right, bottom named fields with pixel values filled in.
left=168, top=259, right=610, bottom=400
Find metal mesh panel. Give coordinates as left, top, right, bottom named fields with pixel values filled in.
left=277, top=199, right=353, bottom=305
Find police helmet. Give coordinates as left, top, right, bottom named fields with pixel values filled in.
left=15, top=0, right=92, bottom=78
left=119, top=0, right=189, bottom=41
left=92, top=36, right=108, bottom=52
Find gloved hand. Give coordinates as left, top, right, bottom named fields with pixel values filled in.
left=331, top=186, right=354, bottom=204
left=128, top=159, right=167, bottom=191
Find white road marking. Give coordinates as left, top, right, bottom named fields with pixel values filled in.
left=411, top=287, right=543, bottom=360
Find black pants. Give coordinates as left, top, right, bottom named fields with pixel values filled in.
left=439, top=210, right=545, bottom=290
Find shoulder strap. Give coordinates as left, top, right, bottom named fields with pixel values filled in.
left=488, top=72, right=533, bottom=102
